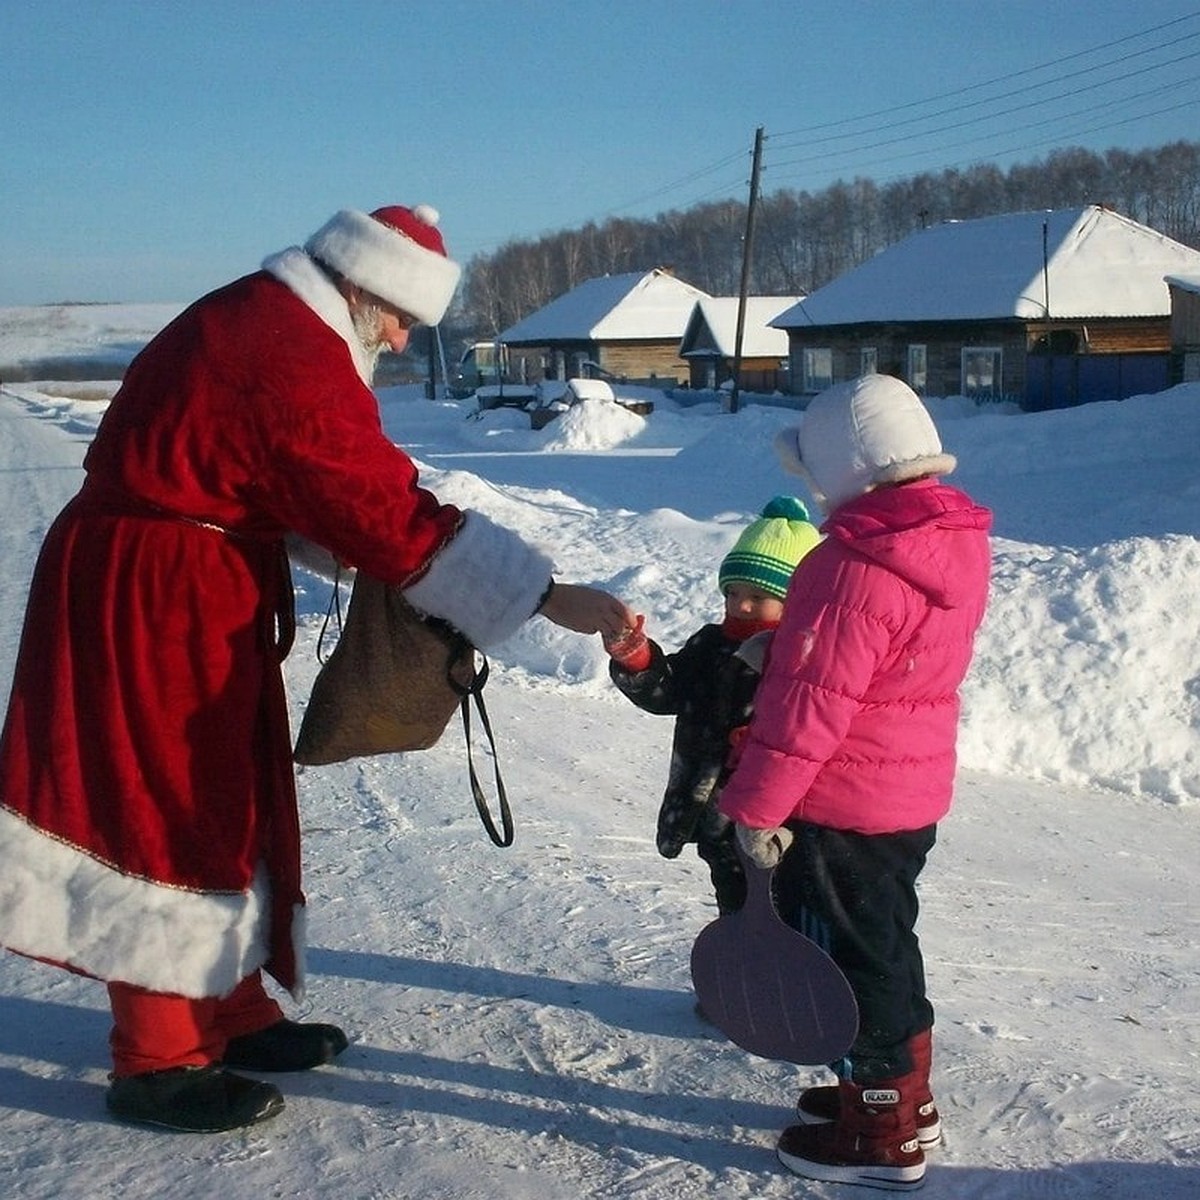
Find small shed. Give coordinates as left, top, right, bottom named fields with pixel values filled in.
left=772, top=206, right=1200, bottom=409
left=527, top=377, right=653, bottom=429
left=1166, top=274, right=1200, bottom=383
left=499, top=269, right=709, bottom=386
left=678, top=296, right=801, bottom=392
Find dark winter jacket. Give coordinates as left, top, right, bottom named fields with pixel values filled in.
left=610, top=623, right=767, bottom=858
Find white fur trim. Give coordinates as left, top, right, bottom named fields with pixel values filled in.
left=263, top=247, right=376, bottom=384
left=403, top=510, right=553, bottom=648
left=774, top=425, right=805, bottom=477
left=775, top=426, right=831, bottom=515
left=304, top=209, right=461, bottom=327
left=875, top=452, right=957, bottom=487
left=288, top=902, right=308, bottom=1002
left=0, top=806, right=274, bottom=1000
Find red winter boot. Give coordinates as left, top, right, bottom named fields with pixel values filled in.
left=795, top=1028, right=942, bottom=1151
left=778, top=1076, right=925, bottom=1191
left=908, top=1027, right=942, bottom=1149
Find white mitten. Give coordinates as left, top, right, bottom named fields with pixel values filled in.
left=735, top=822, right=794, bottom=869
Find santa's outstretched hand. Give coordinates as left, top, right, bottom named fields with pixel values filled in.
left=540, top=582, right=636, bottom=640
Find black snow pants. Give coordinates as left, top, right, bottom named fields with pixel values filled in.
left=771, top=819, right=937, bottom=1083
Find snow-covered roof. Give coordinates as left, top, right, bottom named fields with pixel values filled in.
left=679, top=296, right=800, bottom=358
left=773, top=206, right=1200, bottom=328
left=499, top=269, right=709, bottom=343
left=565, top=378, right=616, bottom=402
left=1166, top=274, right=1200, bottom=297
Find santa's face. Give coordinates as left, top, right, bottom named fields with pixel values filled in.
left=348, top=292, right=418, bottom=379
left=369, top=303, right=417, bottom=355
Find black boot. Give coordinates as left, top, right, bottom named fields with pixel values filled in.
left=106, top=1065, right=284, bottom=1132
left=223, top=1019, right=349, bottom=1071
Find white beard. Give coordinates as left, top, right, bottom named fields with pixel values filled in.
left=350, top=303, right=385, bottom=385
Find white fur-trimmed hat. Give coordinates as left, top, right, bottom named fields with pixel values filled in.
left=776, top=375, right=956, bottom=512
left=304, top=204, right=462, bottom=326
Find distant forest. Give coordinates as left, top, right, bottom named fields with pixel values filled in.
left=447, top=140, right=1200, bottom=346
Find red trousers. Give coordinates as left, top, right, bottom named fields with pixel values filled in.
left=107, top=971, right=284, bottom=1077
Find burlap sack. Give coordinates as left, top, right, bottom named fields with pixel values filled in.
left=293, top=572, right=477, bottom=765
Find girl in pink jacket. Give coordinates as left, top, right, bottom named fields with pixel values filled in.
left=718, top=375, right=992, bottom=1191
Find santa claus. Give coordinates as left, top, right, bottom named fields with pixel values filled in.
left=0, top=203, right=631, bottom=1132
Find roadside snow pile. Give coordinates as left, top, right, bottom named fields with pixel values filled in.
left=541, top=398, right=647, bottom=451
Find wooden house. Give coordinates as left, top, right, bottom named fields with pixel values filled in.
left=678, top=296, right=801, bottom=392
left=498, top=269, right=709, bottom=386
left=771, top=206, right=1200, bottom=409
left=1166, top=274, right=1200, bottom=383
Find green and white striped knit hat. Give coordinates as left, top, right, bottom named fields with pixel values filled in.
left=718, top=495, right=821, bottom=600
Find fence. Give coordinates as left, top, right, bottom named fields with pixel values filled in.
left=1023, top=353, right=1170, bottom=411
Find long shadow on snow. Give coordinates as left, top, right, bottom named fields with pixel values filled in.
left=296, top=1067, right=791, bottom=1178
left=309, top=945, right=707, bottom=1040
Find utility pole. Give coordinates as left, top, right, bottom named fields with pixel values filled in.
left=1042, top=216, right=1052, bottom=409
left=425, top=328, right=438, bottom=399
left=729, top=126, right=764, bottom=414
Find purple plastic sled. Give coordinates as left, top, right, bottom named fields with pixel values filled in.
left=690, top=854, right=859, bottom=1065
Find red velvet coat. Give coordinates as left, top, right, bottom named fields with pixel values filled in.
left=0, top=266, right=546, bottom=1000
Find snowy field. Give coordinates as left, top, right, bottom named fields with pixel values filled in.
left=0, top=304, right=1197, bottom=1198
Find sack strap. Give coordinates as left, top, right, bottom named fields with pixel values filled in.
left=314, top=566, right=347, bottom=662
left=313, top=566, right=514, bottom=847
left=459, top=657, right=514, bottom=847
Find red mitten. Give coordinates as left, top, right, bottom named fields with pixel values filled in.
left=603, top=614, right=652, bottom=671
left=726, top=723, right=750, bottom=770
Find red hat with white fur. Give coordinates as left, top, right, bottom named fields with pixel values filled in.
left=304, top=204, right=462, bottom=326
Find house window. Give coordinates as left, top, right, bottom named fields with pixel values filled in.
left=860, top=347, right=878, bottom=376
left=907, top=344, right=927, bottom=393
left=802, top=347, right=833, bottom=392
left=962, top=347, right=1002, bottom=398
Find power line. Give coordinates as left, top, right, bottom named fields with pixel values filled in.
left=770, top=36, right=1200, bottom=160
left=598, top=14, right=1200, bottom=232
left=768, top=59, right=1200, bottom=181
left=464, top=13, right=1200, bottom=257
left=601, top=149, right=748, bottom=214
left=928, top=95, right=1200, bottom=179
left=771, top=11, right=1200, bottom=142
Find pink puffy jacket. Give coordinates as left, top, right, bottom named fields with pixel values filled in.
left=718, top=478, right=992, bottom=835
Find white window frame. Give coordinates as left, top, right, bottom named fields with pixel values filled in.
left=907, top=344, right=927, bottom=393
left=859, top=346, right=878, bottom=376
left=802, top=347, right=833, bottom=393
left=961, top=346, right=1003, bottom=398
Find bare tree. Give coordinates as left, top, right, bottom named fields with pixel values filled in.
left=456, top=140, right=1200, bottom=340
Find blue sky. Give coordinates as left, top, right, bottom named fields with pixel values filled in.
left=2, top=0, right=1199, bottom=305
